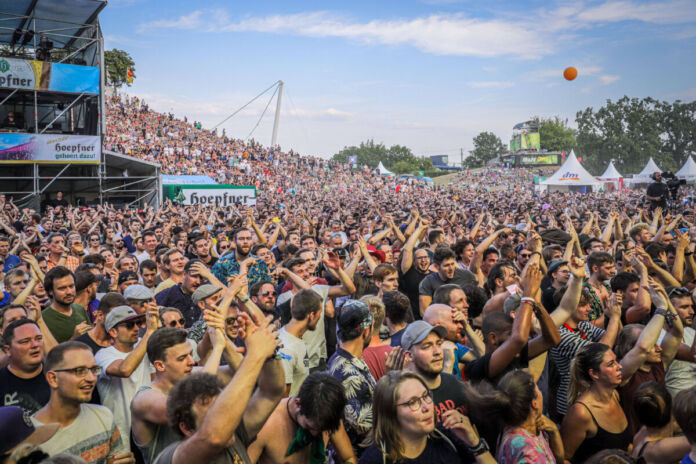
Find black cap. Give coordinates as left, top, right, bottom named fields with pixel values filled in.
left=337, top=300, right=373, bottom=341
left=118, top=270, right=139, bottom=285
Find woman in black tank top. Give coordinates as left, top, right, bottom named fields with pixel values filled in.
left=561, top=343, right=631, bottom=463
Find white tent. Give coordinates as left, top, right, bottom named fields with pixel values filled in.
left=599, top=161, right=623, bottom=180
left=676, top=156, right=696, bottom=182
left=377, top=161, right=394, bottom=176
left=633, top=158, right=662, bottom=183
left=598, top=161, right=624, bottom=191
left=540, top=150, right=601, bottom=192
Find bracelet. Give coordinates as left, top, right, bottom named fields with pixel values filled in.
left=521, top=297, right=536, bottom=304
left=530, top=251, right=541, bottom=257
left=655, top=308, right=676, bottom=328
left=239, top=296, right=250, bottom=303
left=468, top=438, right=490, bottom=456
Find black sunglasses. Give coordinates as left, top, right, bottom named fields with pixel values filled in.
left=166, top=318, right=185, bottom=327
left=118, top=318, right=145, bottom=330
left=225, top=316, right=238, bottom=325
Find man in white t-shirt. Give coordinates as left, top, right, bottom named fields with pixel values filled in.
left=659, top=288, right=696, bottom=396
left=96, top=305, right=160, bottom=451
left=32, top=341, right=133, bottom=464
left=276, top=255, right=355, bottom=371
left=278, top=289, right=323, bottom=396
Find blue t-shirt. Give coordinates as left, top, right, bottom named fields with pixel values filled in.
left=682, top=454, right=696, bottom=464
left=390, top=328, right=406, bottom=348
left=3, top=254, right=20, bottom=272
left=452, top=343, right=471, bottom=378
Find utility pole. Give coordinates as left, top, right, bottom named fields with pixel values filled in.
left=271, top=80, right=283, bottom=148
left=460, top=148, right=464, bottom=168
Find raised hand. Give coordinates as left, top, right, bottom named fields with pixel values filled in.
left=521, top=263, right=542, bottom=298
left=568, top=256, right=586, bottom=280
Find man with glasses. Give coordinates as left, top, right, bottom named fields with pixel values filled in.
left=31, top=341, right=135, bottom=463
left=514, top=246, right=532, bottom=274
left=96, top=305, right=160, bottom=451
left=250, top=281, right=278, bottom=319
left=398, top=221, right=432, bottom=320
left=160, top=307, right=186, bottom=329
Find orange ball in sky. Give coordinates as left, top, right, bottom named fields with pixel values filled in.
left=564, top=67, right=578, bottom=81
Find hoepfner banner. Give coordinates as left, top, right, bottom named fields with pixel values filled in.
left=0, top=133, right=100, bottom=163
left=179, top=186, right=257, bottom=206
left=0, top=57, right=99, bottom=94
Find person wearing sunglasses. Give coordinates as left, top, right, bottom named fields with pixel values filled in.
left=96, top=305, right=160, bottom=453
left=360, top=370, right=495, bottom=464
left=250, top=281, right=278, bottom=319
left=160, top=307, right=186, bottom=329
left=32, top=341, right=135, bottom=464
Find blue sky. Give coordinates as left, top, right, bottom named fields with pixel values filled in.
left=102, top=0, right=696, bottom=160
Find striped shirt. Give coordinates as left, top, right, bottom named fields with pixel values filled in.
left=550, top=321, right=605, bottom=415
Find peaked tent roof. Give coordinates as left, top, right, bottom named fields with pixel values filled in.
left=377, top=162, right=394, bottom=176
left=599, top=161, right=623, bottom=179
left=634, top=158, right=662, bottom=181
left=676, top=156, right=696, bottom=181
left=541, top=150, right=601, bottom=187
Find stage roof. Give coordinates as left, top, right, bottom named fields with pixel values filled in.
left=0, top=0, right=106, bottom=49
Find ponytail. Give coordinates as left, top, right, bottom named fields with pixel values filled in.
left=464, top=370, right=536, bottom=427
left=569, top=343, right=610, bottom=405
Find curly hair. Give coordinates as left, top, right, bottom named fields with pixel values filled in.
left=167, top=373, right=224, bottom=436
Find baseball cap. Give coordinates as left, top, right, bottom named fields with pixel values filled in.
left=547, top=260, right=568, bottom=275
left=118, top=270, right=139, bottom=285
left=192, top=284, right=222, bottom=304
left=123, top=284, right=154, bottom=301
left=105, top=305, right=143, bottom=331
left=337, top=300, right=374, bottom=341
left=0, top=405, right=59, bottom=454
left=400, top=320, right=447, bottom=351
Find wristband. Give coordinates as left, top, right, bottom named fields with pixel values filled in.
left=655, top=308, right=675, bottom=328
left=521, top=297, right=536, bottom=304
left=468, top=438, right=490, bottom=456
left=239, top=296, right=250, bottom=304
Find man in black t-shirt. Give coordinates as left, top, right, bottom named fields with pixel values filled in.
left=646, top=172, right=668, bottom=211
left=398, top=220, right=432, bottom=319
left=0, top=319, right=50, bottom=415
left=401, top=321, right=467, bottom=424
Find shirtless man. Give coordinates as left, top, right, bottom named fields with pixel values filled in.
left=248, top=372, right=357, bottom=464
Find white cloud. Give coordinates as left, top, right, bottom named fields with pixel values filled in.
left=467, top=81, right=515, bottom=88
left=600, top=74, right=620, bottom=84
left=577, top=0, right=696, bottom=24
left=141, top=11, right=554, bottom=58
left=139, top=1, right=696, bottom=59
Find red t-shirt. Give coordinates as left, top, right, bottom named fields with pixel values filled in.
left=362, top=344, right=393, bottom=382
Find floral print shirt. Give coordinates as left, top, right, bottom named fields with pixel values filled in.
left=496, top=426, right=556, bottom=464
left=327, top=347, right=376, bottom=455
left=211, top=252, right=270, bottom=287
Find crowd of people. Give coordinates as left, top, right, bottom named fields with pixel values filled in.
left=2, top=95, right=696, bottom=464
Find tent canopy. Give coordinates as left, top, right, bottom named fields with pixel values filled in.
left=633, top=158, right=662, bottom=183
left=540, top=150, right=601, bottom=191
left=676, top=156, right=696, bottom=181
left=598, top=161, right=623, bottom=179
left=377, top=161, right=393, bottom=176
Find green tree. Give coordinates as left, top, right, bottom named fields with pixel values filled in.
left=104, top=49, right=135, bottom=88
left=531, top=116, right=576, bottom=152
left=333, top=139, right=389, bottom=168
left=575, top=96, right=678, bottom=174
left=333, top=140, right=443, bottom=176
left=467, top=131, right=506, bottom=167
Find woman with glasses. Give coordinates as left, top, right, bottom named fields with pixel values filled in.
left=359, top=371, right=495, bottom=464
left=463, top=369, right=563, bottom=463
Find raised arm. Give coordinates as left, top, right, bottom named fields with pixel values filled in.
left=172, top=314, right=279, bottom=464
left=400, top=221, right=424, bottom=275
left=618, top=284, right=667, bottom=381
left=486, top=263, right=539, bottom=379
left=549, top=256, right=585, bottom=326
left=624, top=255, right=652, bottom=323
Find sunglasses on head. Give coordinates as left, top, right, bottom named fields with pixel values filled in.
left=668, top=287, right=691, bottom=298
